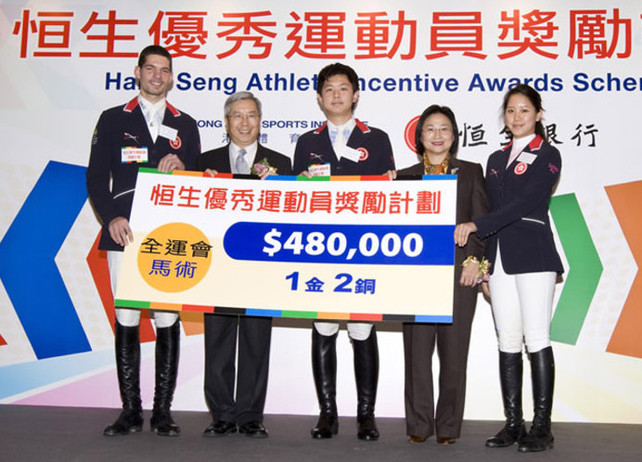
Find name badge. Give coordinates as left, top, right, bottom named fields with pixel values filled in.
left=337, top=145, right=362, bottom=163
left=121, top=146, right=148, bottom=163
left=516, top=152, right=537, bottom=165
left=308, top=163, right=331, bottom=177
left=159, top=125, right=178, bottom=141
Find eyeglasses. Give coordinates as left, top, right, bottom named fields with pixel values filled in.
left=422, top=125, right=453, bottom=136
left=229, top=112, right=259, bottom=122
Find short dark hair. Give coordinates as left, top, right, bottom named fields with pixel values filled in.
left=316, top=63, right=359, bottom=95
left=502, top=83, right=546, bottom=140
left=138, top=45, right=172, bottom=72
left=316, top=63, right=360, bottom=113
left=414, top=105, right=460, bottom=157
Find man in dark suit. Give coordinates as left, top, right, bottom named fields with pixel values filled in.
left=196, top=91, right=291, bottom=438
left=87, top=45, right=200, bottom=437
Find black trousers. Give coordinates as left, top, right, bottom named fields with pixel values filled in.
left=203, top=313, right=272, bottom=425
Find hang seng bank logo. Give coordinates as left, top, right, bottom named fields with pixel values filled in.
left=404, top=116, right=421, bottom=153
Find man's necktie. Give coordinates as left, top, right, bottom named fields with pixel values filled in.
left=333, top=127, right=347, bottom=149
left=235, top=148, right=250, bottom=174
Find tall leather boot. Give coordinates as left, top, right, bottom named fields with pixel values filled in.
left=150, top=319, right=181, bottom=437
left=310, top=329, right=339, bottom=439
left=486, top=351, right=527, bottom=447
left=104, top=320, right=143, bottom=436
left=353, top=328, right=379, bottom=441
left=519, top=347, right=555, bottom=452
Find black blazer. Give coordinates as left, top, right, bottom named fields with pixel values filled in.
left=397, top=158, right=489, bottom=271
left=293, top=119, right=395, bottom=175
left=87, top=97, right=201, bottom=251
left=474, top=135, right=563, bottom=275
left=197, top=143, right=292, bottom=176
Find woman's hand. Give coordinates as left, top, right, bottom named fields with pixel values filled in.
left=460, top=260, right=480, bottom=287
left=454, top=222, right=477, bottom=247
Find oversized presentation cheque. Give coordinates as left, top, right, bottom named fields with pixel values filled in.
left=115, top=169, right=457, bottom=322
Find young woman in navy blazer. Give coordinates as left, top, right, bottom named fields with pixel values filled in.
left=454, top=84, right=563, bottom=453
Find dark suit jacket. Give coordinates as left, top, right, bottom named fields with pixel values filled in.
left=87, top=97, right=201, bottom=251
left=474, top=135, right=563, bottom=275
left=197, top=143, right=292, bottom=176
left=397, top=157, right=489, bottom=271
left=293, top=119, right=395, bottom=175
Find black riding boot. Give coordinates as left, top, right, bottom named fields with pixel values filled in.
left=104, top=320, right=143, bottom=436
left=311, top=328, right=339, bottom=439
left=150, top=319, right=181, bottom=437
left=486, top=351, right=527, bottom=447
left=519, top=347, right=555, bottom=452
left=353, top=328, right=379, bottom=441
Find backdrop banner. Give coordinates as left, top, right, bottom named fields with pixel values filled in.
left=1, top=0, right=641, bottom=424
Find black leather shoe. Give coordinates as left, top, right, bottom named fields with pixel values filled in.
left=518, top=424, right=554, bottom=452
left=150, top=409, right=180, bottom=437
left=311, top=413, right=338, bottom=439
left=238, top=421, right=268, bottom=438
left=485, top=422, right=526, bottom=447
left=357, top=414, right=379, bottom=441
left=202, top=421, right=237, bottom=437
left=103, top=409, right=143, bottom=436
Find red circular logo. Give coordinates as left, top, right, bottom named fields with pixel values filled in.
left=170, top=135, right=182, bottom=150
left=404, top=116, right=421, bottom=153
left=514, top=162, right=528, bottom=175
left=357, top=147, right=369, bottom=161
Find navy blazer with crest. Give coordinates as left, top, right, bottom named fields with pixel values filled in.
left=293, top=119, right=395, bottom=175
left=474, top=135, right=563, bottom=275
left=87, top=97, right=201, bottom=251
